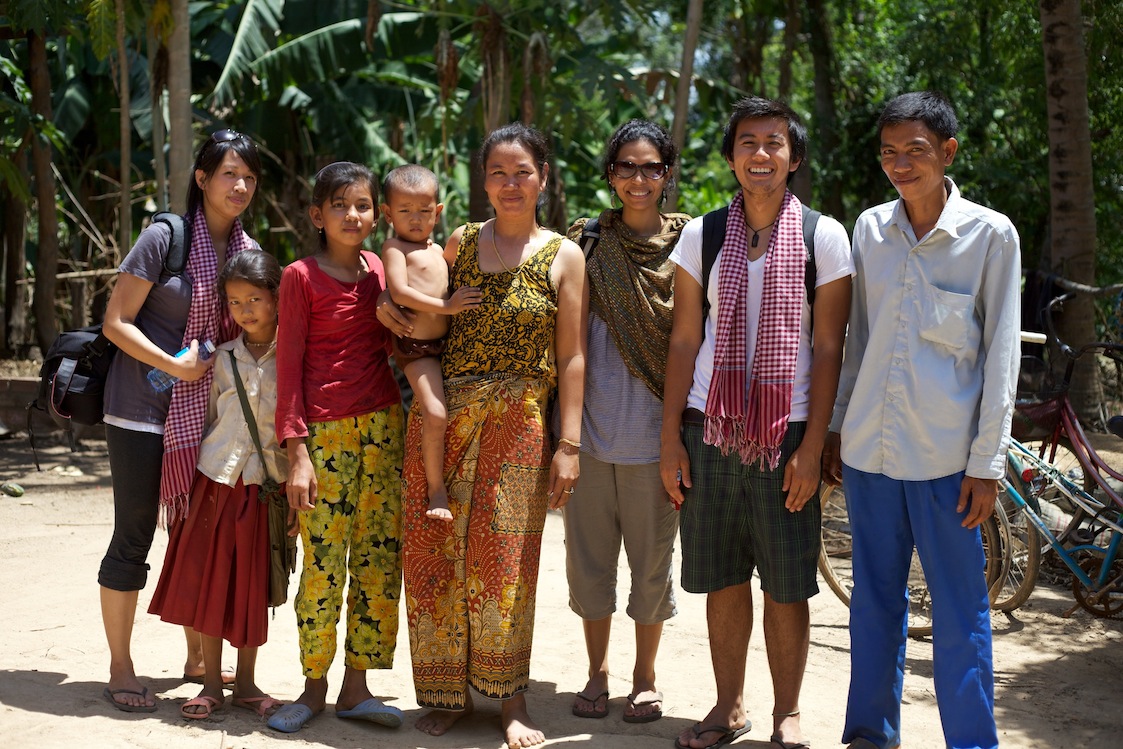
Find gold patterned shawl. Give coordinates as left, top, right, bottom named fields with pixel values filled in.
left=567, top=209, right=690, bottom=398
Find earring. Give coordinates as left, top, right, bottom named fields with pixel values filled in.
left=610, top=187, right=617, bottom=207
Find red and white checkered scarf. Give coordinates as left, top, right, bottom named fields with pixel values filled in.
left=703, top=190, right=805, bottom=468
left=159, top=210, right=250, bottom=523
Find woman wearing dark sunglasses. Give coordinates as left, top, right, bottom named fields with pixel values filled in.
left=563, top=119, right=690, bottom=724
left=98, top=129, right=263, bottom=712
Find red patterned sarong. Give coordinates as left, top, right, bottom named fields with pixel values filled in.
left=402, top=374, right=551, bottom=709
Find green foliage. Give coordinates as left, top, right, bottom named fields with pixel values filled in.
left=210, top=0, right=284, bottom=106
left=4, top=0, right=1123, bottom=298
left=85, top=0, right=115, bottom=60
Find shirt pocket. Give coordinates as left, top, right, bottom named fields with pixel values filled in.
left=917, top=283, right=975, bottom=351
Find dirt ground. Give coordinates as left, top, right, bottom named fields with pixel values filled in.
left=1, top=434, right=1121, bottom=749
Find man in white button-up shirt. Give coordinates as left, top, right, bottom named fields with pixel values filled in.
left=824, top=92, right=1019, bottom=749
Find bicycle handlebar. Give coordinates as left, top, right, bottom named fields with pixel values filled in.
left=1043, top=293, right=1123, bottom=361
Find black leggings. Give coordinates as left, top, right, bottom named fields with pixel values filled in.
left=98, top=425, right=164, bottom=591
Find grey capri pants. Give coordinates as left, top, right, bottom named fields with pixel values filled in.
left=562, top=452, right=678, bottom=624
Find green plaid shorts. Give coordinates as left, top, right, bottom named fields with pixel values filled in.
left=678, top=414, right=821, bottom=602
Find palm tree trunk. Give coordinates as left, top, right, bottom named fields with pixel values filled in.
left=28, top=30, right=59, bottom=351
left=168, top=0, right=191, bottom=213
left=1, top=146, right=29, bottom=355
left=1040, top=0, right=1100, bottom=422
left=805, top=0, right=842, bottom=216
left=117, top=0, right=131, bottom=268
left=148, top=21, right=168, bottom=211
left=668, top=0, right=703, bottom=211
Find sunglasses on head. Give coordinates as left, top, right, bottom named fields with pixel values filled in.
left=609, top=161, right=668, bottom=180
left=211, top=128, right=245, bottom=144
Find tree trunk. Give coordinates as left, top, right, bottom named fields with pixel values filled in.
left=28, top=31, right=59, bottom=351
left=1, top=145, right=29, bottom=355
left=168, top=0, right=191, bottom=214
left=1040, top=0, right=1100, bottom=422
left=778, top=0, right=801, bottom=101
left=117, top=0, right=131, bottom=268
left=668, top=0, right=703, bottom=211
left=804, top=0, right=842, bottom=217
left=148, top=21, right=168, bottom=211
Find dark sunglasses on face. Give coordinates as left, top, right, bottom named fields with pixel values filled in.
left=609, top=161, right=668, bottom=180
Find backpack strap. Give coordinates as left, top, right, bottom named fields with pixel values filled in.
left=580, top=217, right=601, bottom=258
left=699, top=205, right=730, bottom=328
left=801, top=204, right=821, bottom=309
left=152, top=212, right=190, bottom=275
left=50, top=357, right=79, bottom=420
left=699, top=203, right=821, bottom=338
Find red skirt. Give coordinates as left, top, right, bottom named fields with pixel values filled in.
left=149, top=472, right=270, bottom=648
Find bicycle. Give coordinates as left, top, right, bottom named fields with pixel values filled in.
left=992, top=293, right=1123, bottom=616
left=818, top=480, right=1009, bottom=638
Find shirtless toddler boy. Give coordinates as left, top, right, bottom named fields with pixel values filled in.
left=382, top=165, right=480, bottom=521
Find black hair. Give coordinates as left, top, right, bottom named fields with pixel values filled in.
left=720, top=96, right=808, bottom=172
left=382, top=164, right=439, bottom=204
left=186, top=129, right=263, bottom=218
left=479, top=122, right=550, bottom=176
left=877, top=91, right=959, bottom=141
left=602, top=118, right=679, bottom=193
left=310, top=162, right=378, bottom=248
left=217, top=250, right=282, bottom=301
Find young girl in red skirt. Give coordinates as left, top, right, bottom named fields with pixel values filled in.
left=149, top=250, right=289, bottom=720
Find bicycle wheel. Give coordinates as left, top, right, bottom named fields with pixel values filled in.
left=818, top=481, right=1005, bottom=638
left=992, top=483, right=1043, bottom=613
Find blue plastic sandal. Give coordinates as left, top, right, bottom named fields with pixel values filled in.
left=336, top=697, right=403, bottom=728
left=267, top=702, right=315, bottom=733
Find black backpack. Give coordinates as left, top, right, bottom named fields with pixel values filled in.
left=27, top=212, right=190, bottom=467
left=579, top=205, right=822, bottom=335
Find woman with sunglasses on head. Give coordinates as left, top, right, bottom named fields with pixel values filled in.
left=98, top=128, right=263, bottom=712
left=379, top=123, right=587, bottom=748
left=564, top=119, right=690, bottom=724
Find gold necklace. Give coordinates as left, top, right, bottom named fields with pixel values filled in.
left=491, top=223, right=515, bottom=273
left=244, top=335, right=274, bottom=349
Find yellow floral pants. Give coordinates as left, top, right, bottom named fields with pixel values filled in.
left=296, top=405, right=403, bottom=677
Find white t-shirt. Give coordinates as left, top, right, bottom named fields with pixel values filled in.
left=669, top=211, right=854, bottom=421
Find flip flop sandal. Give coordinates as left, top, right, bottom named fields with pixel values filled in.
left=770, top=738, right=811, bottom=749
left=623, top=690, right=663, bottom=723
left=674, top=721, right=752, bottom=749
left=102, top=686, right=157, bottom=713
left=232, top=695, right=284, bottom=717
left=180, top=694, right=222, bottom=720
left=571, top=690, right=609, bottom=719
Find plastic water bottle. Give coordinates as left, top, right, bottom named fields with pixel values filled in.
left=147, top=340, right=215, bottom=392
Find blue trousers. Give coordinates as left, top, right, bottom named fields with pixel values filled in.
left=840, top=465, right=997, bottom=749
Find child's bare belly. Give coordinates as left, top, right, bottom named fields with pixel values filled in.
left=406, top=257, right=450, bottom=341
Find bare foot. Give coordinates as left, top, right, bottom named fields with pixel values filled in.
left=772, top=710, right=804, bottom=747
left=183, top=687, right=224, bottom=716
left=415, top=698, right=473, bottom=736
left=426, top=487, right=453, bottom=522
left=502, top=694, right=545, bottom=748
left=572, top=674, right=609, bottom=718
left=676, top=703, right=749, bottom=749
left=106, top=665, right=155, bottom=710
left=624, top=688, right=662, bottom=721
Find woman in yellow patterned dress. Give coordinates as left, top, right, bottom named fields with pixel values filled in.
left=384, top=123, right=586, bottom=748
